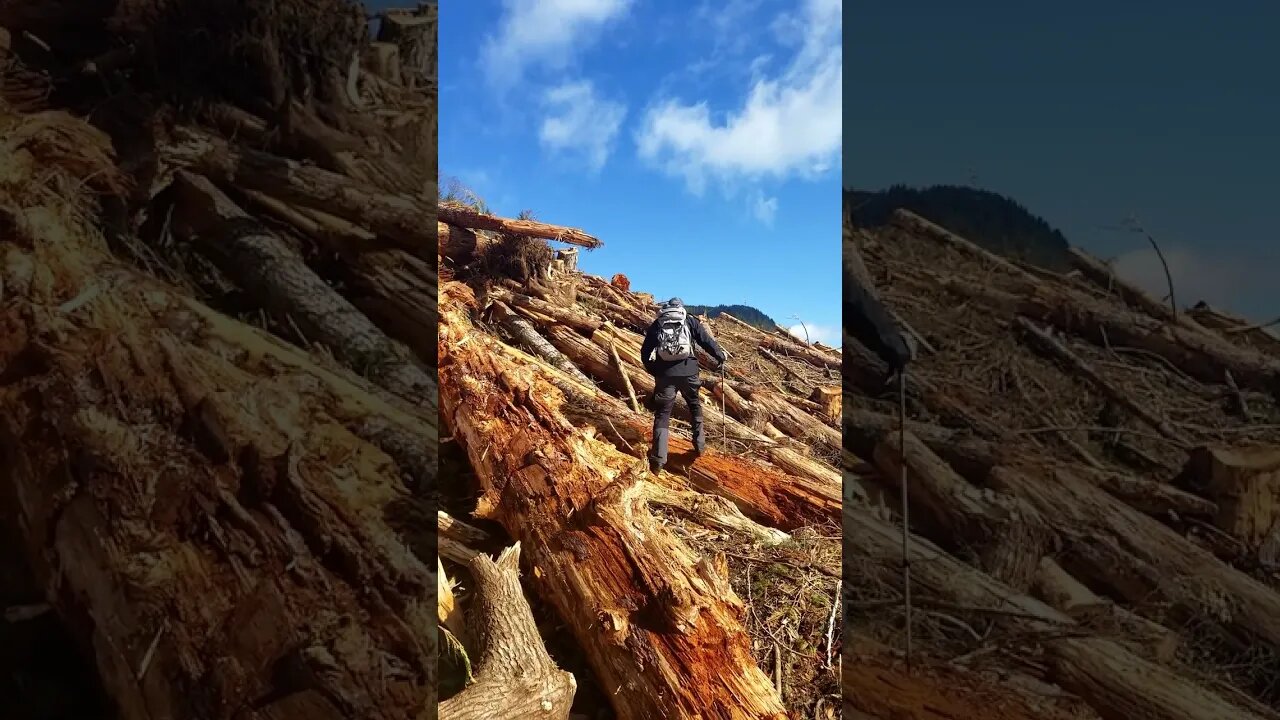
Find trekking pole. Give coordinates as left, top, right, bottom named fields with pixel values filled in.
left=720, top=363, right=727, bottom=450
left=899, top=368, right=913, bottom=669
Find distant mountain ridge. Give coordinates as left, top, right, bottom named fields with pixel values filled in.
left=845, top=185, right=1072, bottom=271
left=686, top=304, right=779, bottom=331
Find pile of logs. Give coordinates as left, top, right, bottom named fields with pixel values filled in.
left=1, top=2, right=441, bottom=719
left=438, top=210, right=843, bottom=715
left=844, top=207, right=1280, bottom=719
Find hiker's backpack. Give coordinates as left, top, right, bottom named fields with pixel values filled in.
left=654, top=305, right=694, bottom=361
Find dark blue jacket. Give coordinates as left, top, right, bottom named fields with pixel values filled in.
left=641, top=314, right=726, bottom=378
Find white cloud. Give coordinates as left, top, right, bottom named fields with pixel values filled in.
left=788, top=323, right=841, bottom=348
left=481, top=0, right=632, bottom=90
left=1121, top=245, right=1249, bottom=311
left=539, top=81, right=626, bottom=171
left=635, top=0, right=841, bottom=193
left=750, top=191, right=778, bottom=225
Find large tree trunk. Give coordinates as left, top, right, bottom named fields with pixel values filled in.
left=1, top=216, right=437, bottom=719
left=437, top=205, right=601, bottom=248
left=438, top=282, right=787, bottom=719
left=162, top=128, right=435, bottom=254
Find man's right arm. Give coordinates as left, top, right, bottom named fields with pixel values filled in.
left=845, top=279, right=912, bottom=371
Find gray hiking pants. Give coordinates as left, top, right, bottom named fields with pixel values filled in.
left=649, top=374, right=704, bottom=466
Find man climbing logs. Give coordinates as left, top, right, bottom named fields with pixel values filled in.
left=641, top=298, right=727, bottom=473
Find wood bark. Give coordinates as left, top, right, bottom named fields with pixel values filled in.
left=438, top=511, right=489, bottom=566
left=163, top=128, right=435, bottom=254
left=1032, top=557, right=1179, bottom=663
left=345, top=248, right=439, bottom=370
left=439, top=282, right=787, bottom=719
left=437, top=205, right=601, bottom=248
left=490, top=301, right=592, bottom=385
left=844, top=505, right=1269, bottom=720
left=1, top=222, right=438, bottom=719
left=438, top=546, right=576, bottom=720
left=170, top=172, right=439, bottom=424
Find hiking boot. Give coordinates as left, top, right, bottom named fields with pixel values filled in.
left=648, top=458, right=662, bottom=474
left=693, top=440, right=706, bottom=458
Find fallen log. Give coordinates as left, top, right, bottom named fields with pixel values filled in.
left=162, top=127, right=435, bottom=253
left=989, top=466, right=1280, bottom=654
left=438, top=511, right=490, bottom=566
left=438, top=222, right=490, bottom=265
left=872, top=431, right=1052, bottom=588
left=490, top=301, right=592, bottom=385
left=739, top=385, right=841, bottom=453
left=170, top=171, right=439, bottom=421
left=942, top=276, right=1280, bottom=399
left=609, top=340, right=641, bottom=413
left=495, top=288, right=602, bottom=334
left=437, top=205, right=601, bottom=248
left=891, top=209, right=1040, bottom=289
left=707, top=376, right=785, bottom=438
left=845, top=505, right=1269, bottom=720
left=579, top=292, right=652, bottom=331
left=1032, top=557, right=1179, bottom=663
left=344, top=247, right=439, bottom=369
left=1015, top=317, right=1187, bottom=445
left=438, top=546, right=576, bottom=720
left=1067, top=247, right=1207, bottom=333
left=438, top=282, right=787, bottom=718
left=843, top=333, right=1008, bottom=441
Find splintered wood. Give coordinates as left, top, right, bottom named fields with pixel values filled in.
left=438, top=205, right=842, bottom=715
left=0, top=4, right=440, bottom=719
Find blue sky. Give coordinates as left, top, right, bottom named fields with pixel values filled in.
left=436, top=0, right=843, bottom=345
left=848, top=2, right=1279, bottom=322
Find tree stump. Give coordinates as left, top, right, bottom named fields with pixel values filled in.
left=1181, top=445, right=1280, bottom=546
